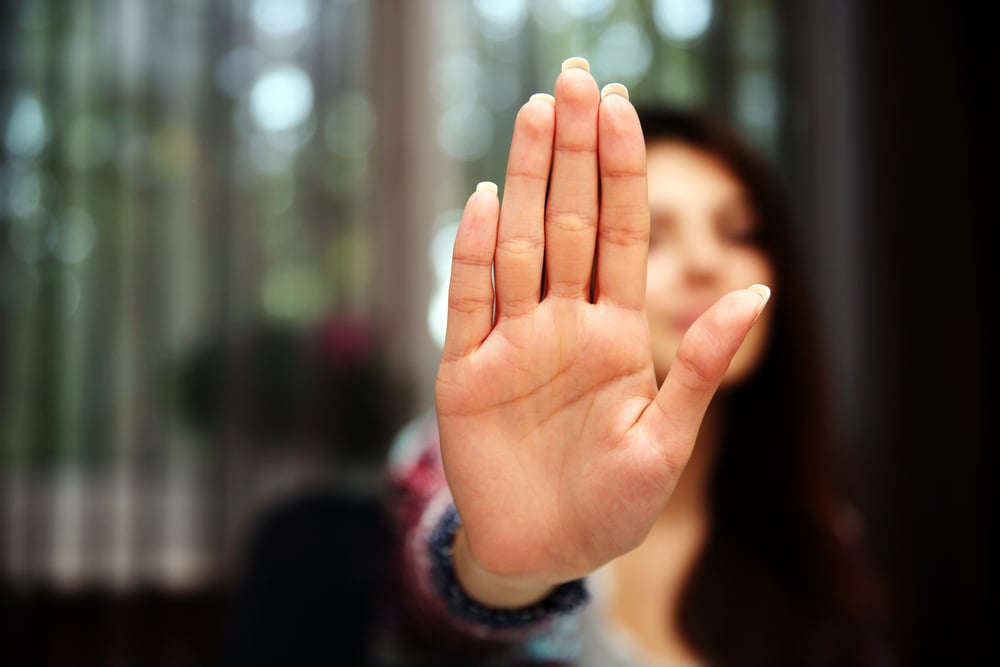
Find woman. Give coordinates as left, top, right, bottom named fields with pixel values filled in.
left=390, top=57, right=887, bottom=667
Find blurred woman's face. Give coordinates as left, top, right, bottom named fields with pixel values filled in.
left=645, top=140, right=776, bottom=387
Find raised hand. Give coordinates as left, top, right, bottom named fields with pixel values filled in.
left=435, top=59, right=769, bottom=607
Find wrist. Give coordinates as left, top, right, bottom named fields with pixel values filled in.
left=452, top=526, right=556, bottom=609
left=427, top=504, right=589, bottom=629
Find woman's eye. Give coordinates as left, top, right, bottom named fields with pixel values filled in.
left=648, top=218, right=674, bottom=248
left=719, top=216, right=758, bottom=245
left=648, top=227, right=662, bottom=247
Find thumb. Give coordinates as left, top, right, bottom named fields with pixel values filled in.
left=642, top=285, right=771, bottom=470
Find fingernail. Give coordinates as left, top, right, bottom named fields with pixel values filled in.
left=529, top=93, right=555, bottom=105
left=600, top=82, right=629, bottom=101
left=476, top=181, right=498, bottom=195
left=561, top=56, right=590, bottom=72
left=748, top=284, right=771, bottom=322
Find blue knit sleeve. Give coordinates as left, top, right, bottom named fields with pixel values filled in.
left=428, top=503, right=589, bottom=631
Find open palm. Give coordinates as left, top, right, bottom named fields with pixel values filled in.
left=436, top=62, right=769, bottom=598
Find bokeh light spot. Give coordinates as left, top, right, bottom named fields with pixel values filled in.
left=473, top=0, right=528, bottom=40
left=736, top=70, right=780, bottom=139
left=53, top=207, right=98, bottom=264
left=6, top=168, right=42, bottom=218
left=427, top=209, right=465, bottom=350
left=428, top=282, right=448, bottom=350
left=249, top=65, right=314, bottom=133
left=430, top=54, right=485, bottom=109
left=430, top=210, right=462, bottom=283
left=262, top=264, right=325, bottom=323
left=5, top=92, right=49, bottom=157
left=532, top=0, right=572, bottom=33
left=251, top=0, right=319, bottom=39
left=558, top=0, right=615, bottom=21
left=594, top=21, right=652, bottom=82
left=481, top=65, right=522, bottom=111
left=653, top=0, right=713, bottom=41
left=437, top=104, right=494, bottom=161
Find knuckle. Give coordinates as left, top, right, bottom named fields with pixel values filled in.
left=452, top=250, right=493, bottom=268
left=505, top=168, right=549, bottom=185
left=600, top=165, right=645, bottom=180
left=499, top=296, right=537, bottom=318
left=554, top=138, right=596, bottom=155
left=449, top=292, right=492, bottom=315
left=672, top=344, right=718, bottom=392
left=545, top=208, right=597, bottom=233
left=598, top=218, right=648, bottom=247
left=497, top=234, right=543, bottom=257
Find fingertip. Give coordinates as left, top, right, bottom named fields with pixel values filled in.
left=554, top=62, right=600, bottom=103
left=561, top=56, right=590, bottom=73
left=597, top=87, right=642, bottom=150
left=600, top=82, right=629, bottom=101
left=476, top=181, right=499, bottom=196
left=748, top=283, right=771, bottom=302
left=461, top=181, right=500, bottom=235
left=514, top=94, right=556, bottom=141
left=747, top=284, right=771, bottom=322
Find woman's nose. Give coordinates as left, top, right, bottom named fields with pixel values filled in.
left=678, top=227, right=722, bottom=279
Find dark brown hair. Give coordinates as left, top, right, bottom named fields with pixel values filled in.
left=637, top=107, right=889, bottom=667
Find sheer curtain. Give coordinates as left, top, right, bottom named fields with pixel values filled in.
left=0, top=0, right=432, bottom=590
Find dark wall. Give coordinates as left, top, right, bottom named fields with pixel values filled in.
left=853, top=1, right=993, bottom=664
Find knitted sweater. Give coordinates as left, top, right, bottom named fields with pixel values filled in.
left=384, top=412, right=589, bottom=666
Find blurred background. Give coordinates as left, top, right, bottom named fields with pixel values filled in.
left=0, top=0, right=992, bottom=665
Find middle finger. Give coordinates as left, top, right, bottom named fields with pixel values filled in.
left=544, top=57, right=600, bottom=301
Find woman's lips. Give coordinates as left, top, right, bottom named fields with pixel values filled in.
left=674, top=305, right=713, bottom=331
